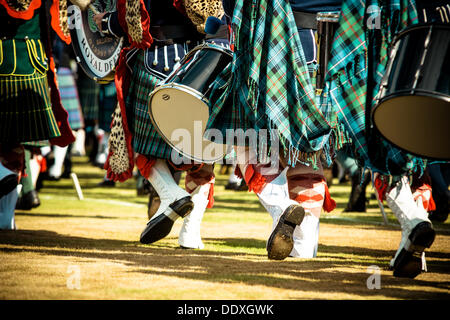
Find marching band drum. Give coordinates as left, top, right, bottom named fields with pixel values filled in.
left=69, top=0, right=123, bottom=83
left=148, top=42, right=233, bottom=163
left=372, top=23, right=450, bottom=160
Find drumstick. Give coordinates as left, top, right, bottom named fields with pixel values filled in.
left=70, top=0, right=100, bottom=14
left=89, top=4, right=100, bottom=15
left=71, top=173, right=84, bottom=201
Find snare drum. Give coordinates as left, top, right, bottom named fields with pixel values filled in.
left=372, top=24, right=450, bottom=160
left=148, top=43, right=233, bottom=163
left=69, top=1, right=123, bottom=83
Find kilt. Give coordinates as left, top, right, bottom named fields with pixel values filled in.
left=57, top=67, right=84, bottom=130
left=77, top=70, right=99, bottom=123
left=0, top=73, right=60, bottom=143
left=206, top=0, right=334, bottom=168
left=322, top=0, right=425, bottom=176
left=127, top=51, right=173, bottom=159
left=98, top=82, right=117, bottom=132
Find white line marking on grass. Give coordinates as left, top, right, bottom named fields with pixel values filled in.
left=39, top=194, right=146, bottom=208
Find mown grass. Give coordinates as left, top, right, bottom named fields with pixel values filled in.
left=0, top=156, right=449, bottom=300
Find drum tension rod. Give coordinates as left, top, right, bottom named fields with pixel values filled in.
left=153, top=46, right=158, bottom=66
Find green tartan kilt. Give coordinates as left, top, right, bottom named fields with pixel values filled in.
left=127, top=51, right=173, bottom=159
left=0, top=73, right=60, bottom=143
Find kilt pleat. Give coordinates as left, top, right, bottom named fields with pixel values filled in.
left=127, top=51, right=173, bottom=159
left=0, top=73, right=60, bottom=143
left=57, top=67, right=84, bottom=130
left=98, top=82, right=117, bottom=132
left=77, top=71, right=99, bottom=122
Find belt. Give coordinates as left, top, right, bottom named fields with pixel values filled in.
left=293, top=11, right=317, bottom=30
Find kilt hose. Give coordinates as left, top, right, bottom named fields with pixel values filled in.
left=0, top=73, right=60, bottom=143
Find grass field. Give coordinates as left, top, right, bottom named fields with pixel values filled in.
left=0, top=156, right=449, bottom=300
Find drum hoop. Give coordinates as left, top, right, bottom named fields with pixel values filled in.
left=372, top=91, right=450, bottom=161
left=148, top=83, right=226, bottom=164
left=373, top=90, right=450, bottom=116
left=149, top=83, right=209, bottom=106
left=391, top=23, right=450, bottom=45
left=380, top=90, right=450, bottom=103
left=179, top=42, right=233, bottom=67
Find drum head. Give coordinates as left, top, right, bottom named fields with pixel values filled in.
left=69, top=1, right=123, bottom=82
left=149, top=85, right=229, bottom=163
left=373, top=94, right=450, bottom=160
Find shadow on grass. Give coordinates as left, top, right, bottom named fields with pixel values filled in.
left=0, top=229, right=448, bottom=299
left=14, top=212, right=122, bottom=220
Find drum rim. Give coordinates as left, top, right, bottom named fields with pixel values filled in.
left=148, top=83, right=227, bottom=164
left=392, top=23, right=450, bottom=44
left=372, top=91, right=450, bottom=161
left=179, top=42, right=233, bottom=68
left=149, top=83, right=210, bottom=107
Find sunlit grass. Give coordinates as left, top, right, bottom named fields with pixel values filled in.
left=0, top=157, right=449, bottom=300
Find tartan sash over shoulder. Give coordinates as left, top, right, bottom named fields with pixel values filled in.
left=207, top=0, right=342, bottom=167
left=323, top=0, right=427, bottom=176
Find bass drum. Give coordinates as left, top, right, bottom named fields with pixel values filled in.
left=69, top=0, right=123, bottom=83
left=372, top=24, right=450, bottom=160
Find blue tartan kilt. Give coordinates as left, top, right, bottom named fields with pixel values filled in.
left=98, top=82, right=117, bottom=133
left=57, top=67, right=84, bottom=130
left=127, top=51, right=173, bottom=159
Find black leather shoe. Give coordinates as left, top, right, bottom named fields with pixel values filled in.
left=97, top=179, right=115, bottom=187
left=140, top=196, right=194, bottom=244
left=0, top=174, right=18, bottom=199
left=16, top=190, right=40, bottom=210
left=392, top=221, right=435, bottom=279
left=225, top=182, right=238, bottom=190
left=267, top=205, right=305, bottom=260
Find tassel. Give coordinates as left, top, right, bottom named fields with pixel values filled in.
left=206, top=182, right=215, bottom=208
left=374, top=174, right=389, bottom=201
left=135, top=154, right=156, bottom=179
left=240, top=164, right=267, bottom=194
left=323, top=181, right=336, bottom=213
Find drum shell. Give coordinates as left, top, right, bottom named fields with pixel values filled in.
left=372, top=24, right=450, bottom=160
left=163, top=44, right=233, bottom=98
left=378, top=24, right=449, bottom=100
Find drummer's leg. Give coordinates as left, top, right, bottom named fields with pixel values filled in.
left=286, top=161, right=334, bottom=258
left=0, top=144, right=24, bottom=230
left=375, top=174, right=436, bottom=278
left=235, top=146, right=306, bottom=260
left=179, top=164, right=215, bottom=249
left=138, top=156, right=194, bottom=244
